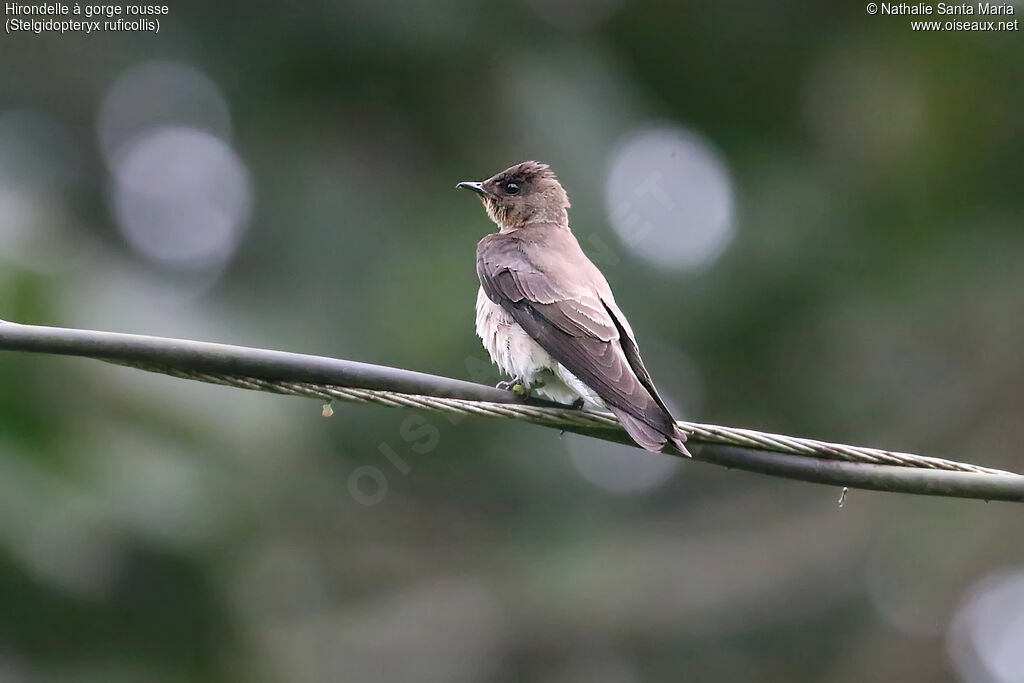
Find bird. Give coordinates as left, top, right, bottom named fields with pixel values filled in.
left=457, top=161, right=690, bottom=456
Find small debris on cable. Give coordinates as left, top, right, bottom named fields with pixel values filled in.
left=838, top=487, right=848, bottom=508
left=322, top=402, right=334, bottom=418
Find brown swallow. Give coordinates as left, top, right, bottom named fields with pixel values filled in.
left=458, top=161, right=689, bottom=455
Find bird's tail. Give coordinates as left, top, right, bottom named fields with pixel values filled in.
left=610, top=407, right=691, bottom=457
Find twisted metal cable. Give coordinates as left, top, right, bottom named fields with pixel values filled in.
left=135, top=364, right=1012, bottom=476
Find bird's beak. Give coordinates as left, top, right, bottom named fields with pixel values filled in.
left=456, top=181, right=488, bottom=196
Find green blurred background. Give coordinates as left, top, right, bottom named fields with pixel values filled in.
left=1, top=2, right=1023, bottom=681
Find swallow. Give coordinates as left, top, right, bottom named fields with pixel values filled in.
left=458, top=161, right=689, bottom=455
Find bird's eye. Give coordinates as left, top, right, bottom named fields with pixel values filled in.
left=504, top=182, right=520, bottom=195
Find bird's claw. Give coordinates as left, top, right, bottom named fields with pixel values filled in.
left=496, top=377, right=526, bottom=395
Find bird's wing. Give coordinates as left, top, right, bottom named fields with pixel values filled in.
left=476, top=226, right=684, bottom=452
left=600, top=295, right=677, bottom=420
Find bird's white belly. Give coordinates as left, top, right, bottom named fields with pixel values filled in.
left=475, top=287, right=604, bottom=408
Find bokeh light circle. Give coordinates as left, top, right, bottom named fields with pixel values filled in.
left=949, top=569, right=1024, bottom=683
left=605, top=125, right=735, bottom=271
left=111, top=127, right=252, bottom=270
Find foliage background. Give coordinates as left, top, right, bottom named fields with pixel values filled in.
left=1, top=2, right=1022, bottom=681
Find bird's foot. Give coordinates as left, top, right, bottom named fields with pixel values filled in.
left=496, top=376, right=527, bottom=395
left=569, top=398, right=585, bottom=410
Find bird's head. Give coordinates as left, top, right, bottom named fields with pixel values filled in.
left=457, top=161, right=570, bottom=231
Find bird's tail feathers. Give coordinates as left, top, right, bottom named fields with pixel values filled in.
left=610, top=407, right=691, bottom=457
left=669, top=430, right=692, bottom=458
